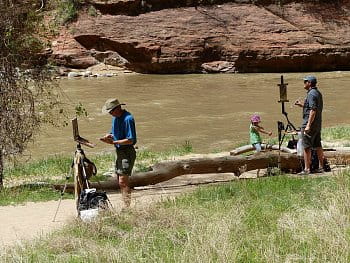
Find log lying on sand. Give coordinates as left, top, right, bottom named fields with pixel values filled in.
left=53, top=151, right=350, bottom=192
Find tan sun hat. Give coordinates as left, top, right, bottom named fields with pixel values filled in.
left=102, top=98, right=126, bottom=114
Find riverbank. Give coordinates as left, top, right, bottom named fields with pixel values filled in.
left=3, top=124, right=350, bottom=203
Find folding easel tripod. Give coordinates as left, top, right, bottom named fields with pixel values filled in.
left=277, top=75, right=298, bottom=169
left=52, top=118, right=96, bottom=221
left=71, top=118, right=96, bottom=210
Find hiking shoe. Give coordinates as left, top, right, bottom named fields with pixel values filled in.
left=298, top=169, right=310, bottom=175
left=313, top=168, right=325, bottom=173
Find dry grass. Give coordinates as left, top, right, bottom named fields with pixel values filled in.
left=3, top=170, right=350, bottom=262
left=274, top=174, right=350, bottom=262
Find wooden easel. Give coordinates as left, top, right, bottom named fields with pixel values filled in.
left=277, top=75, right=298, bottom=169
left=71, top=118, right=95, bottom=210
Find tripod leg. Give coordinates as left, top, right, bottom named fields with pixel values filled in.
left=53, top=166, right=72, bottom=222
left=52, top=196, right=63, bottom=222
left=74, top=153, right=84, bottom=212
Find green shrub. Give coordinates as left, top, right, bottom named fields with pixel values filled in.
left=55, top=0, right=82, bottom=25
left=87, top=5, right=98, bottom=17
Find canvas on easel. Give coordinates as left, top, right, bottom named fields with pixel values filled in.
left=71, top=117, right=95, bottom=148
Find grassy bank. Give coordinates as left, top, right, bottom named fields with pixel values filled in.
left=2, top=124, right=350, bottom=206
left=323, top=125, right=350, bottom=145
left=1, top=142, right=193, bottom=206
left=3, top=171, right=350, bottom=262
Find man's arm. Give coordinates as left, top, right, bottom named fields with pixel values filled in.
left=100, top=134, right=114, bottom=144
left=294, top=98, right=304, bottom=107
left=305, top=91, right=318, bottom=132
left=112, top=116, right=136, bottom=146
left=304, top=109, right=316, bottom=133
left=112, top=138, right=133, bottom=146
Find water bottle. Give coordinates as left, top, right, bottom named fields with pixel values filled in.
left=297, top=131, right=304, bottom=157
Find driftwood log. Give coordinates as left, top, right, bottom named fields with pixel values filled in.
left=53, top=151, right=350, bottom=192
left=230, top=144, right=295, bottom=155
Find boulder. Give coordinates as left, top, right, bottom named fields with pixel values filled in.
left=201, top=61, right=236, bottom=73
left=67, top=71, right=82, bottom=78
left=92, top=50, right=130, bottom=67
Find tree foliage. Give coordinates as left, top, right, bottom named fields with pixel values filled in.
left=0, top=0, right=64, bottom=187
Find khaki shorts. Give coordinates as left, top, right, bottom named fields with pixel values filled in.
left=115, top=146, right=136, bottom=176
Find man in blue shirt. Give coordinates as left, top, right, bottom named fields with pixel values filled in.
left=100, top=98, right=137, bottom=208
left=295, top=76, right=324, bottom=174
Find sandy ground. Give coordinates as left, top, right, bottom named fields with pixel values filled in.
left=0, top=172, right=237, bottom=249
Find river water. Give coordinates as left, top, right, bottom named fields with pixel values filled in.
left=28, top=71, right=350, bottom=159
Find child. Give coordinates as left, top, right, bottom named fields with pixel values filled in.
left=250, top=114, right=272, bottom=152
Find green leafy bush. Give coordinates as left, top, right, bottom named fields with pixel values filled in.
left=55, top=0, right=82, bottom=25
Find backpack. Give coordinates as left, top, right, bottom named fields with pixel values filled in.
left=78, top=188, right=109, bottom=211
left=71, top=156, right=97, bottom=180
left=82, top=157, right=97, bottom=180
left=287, top=139, right=297, bottom=150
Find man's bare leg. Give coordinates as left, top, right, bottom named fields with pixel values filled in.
left=316, top=147, right=324, bottom=168
left=304, top=147, right=312, bottom=171
left=119, top=175, right=131, bottom=208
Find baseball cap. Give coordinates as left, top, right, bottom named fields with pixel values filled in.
left=303, top=76, right=317, bottom=85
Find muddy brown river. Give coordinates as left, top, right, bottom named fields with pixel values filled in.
left=28, top=71, right=350, bottom=159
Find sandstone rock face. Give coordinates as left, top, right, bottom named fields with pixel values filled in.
left=52, top=1, right=350, bottom=73
left=50, top=32, right=98, bottom=69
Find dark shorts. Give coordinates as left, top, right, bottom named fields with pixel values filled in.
left=115, top=146, right=136, bottom=176
left=302, top=129, right=322, bottom=149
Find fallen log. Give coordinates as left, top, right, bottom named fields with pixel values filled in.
left=53, top=151, right=350, bottom=192
left=230, top=144, right=295, bottom=156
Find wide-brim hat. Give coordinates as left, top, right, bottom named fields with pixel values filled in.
left=102, top=98, right=126, bottom=114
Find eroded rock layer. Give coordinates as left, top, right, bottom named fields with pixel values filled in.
left=52, top=1, right=350, bottom=73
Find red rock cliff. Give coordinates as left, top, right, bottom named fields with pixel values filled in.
left=51, top=0, right=350, bottom=73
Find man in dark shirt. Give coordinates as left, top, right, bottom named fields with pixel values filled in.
left=100, top=98, right=137, bottom=208
left=295, top=76, right=324, bottom=174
